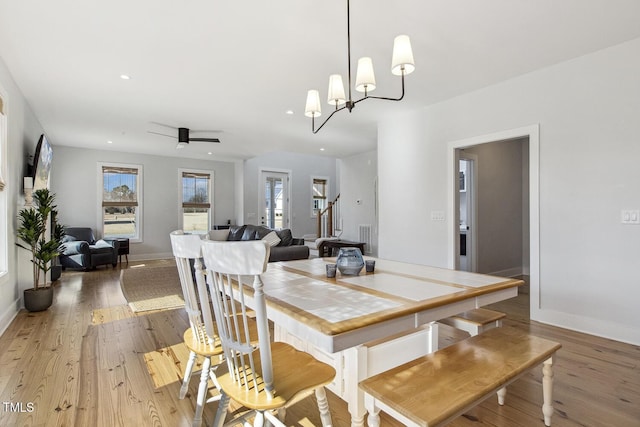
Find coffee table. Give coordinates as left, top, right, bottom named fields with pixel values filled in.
left=317, top=239, right=365, bottom=257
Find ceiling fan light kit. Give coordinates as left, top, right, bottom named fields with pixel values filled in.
left=305, top=0, right=415, bottom=133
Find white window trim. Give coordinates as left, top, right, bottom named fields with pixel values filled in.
left=310, top=175, right=330, bottom=218
left=97, top=162, right=143, bottom=243
left=0, top=85, right=7, bottom=279
left=178, top=168, right=214, bottom=233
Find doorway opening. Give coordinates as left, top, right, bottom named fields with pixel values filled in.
left=448, top=124, right=540, bottom=313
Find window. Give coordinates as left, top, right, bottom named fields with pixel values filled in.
left=312, top=177, right=328, bottom=217
left=180, top=169, right=212, bottom=234
left=99, top=163, right=142, bottom=241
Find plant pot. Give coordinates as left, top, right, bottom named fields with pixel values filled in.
left=24, top=287, right=54, bottom=312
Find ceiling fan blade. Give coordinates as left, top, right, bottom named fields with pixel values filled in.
left=191, top=129, right=223, bottom=134
left=150, top=126, right=222, bottom=146
left=189, top=137, right=221, bottom=143
left=147, top=130, right=176, bottom=139
left=149, top=121, right=179, bottom=130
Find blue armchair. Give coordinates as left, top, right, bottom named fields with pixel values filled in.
left=59, top=227, right=120, bottom=270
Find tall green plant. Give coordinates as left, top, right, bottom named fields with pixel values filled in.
left=17, top=189, right=65, bottom=290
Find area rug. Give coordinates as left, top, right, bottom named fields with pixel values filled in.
left=120, top=265, right=184, bottom=312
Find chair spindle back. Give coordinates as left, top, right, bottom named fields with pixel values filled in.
left=201, top=240, right=274, bottom=399
left=169, top=230, right=215, bottom=346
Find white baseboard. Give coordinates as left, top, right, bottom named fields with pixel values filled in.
left=0, top=298, right=20, bottom=338
left=531, top=307, right=640, bottom=346
left=488, top=266, right=523, bottom=278
left=127, top=253, right=173, bottom=262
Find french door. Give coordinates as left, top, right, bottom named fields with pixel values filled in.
left=259, top=170, right=290, bottom=229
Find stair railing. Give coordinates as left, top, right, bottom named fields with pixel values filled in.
left=316, top=194, right=341, bottom=238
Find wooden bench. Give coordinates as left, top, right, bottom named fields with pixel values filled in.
left=439, top=308, right=505, bottom=336
left=359, top=327, right=562, bottom=427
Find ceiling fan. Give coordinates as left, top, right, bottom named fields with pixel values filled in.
left=148, top=124, right=221, bottom=149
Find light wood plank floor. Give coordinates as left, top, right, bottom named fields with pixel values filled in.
left=0, top=263, right=638, bottom=426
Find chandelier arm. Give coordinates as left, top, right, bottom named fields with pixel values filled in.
left=312, top=105, right=349, bottom=134
left=360, top=71, right=407, bottom=102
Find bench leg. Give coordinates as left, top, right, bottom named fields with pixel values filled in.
left=496, top=387, right=507, bottom=405
left=363, top=394, right=381, bottom=427
left=542, top=357, right=555, bottom=426
left=428, top=321, right=439, bottom=352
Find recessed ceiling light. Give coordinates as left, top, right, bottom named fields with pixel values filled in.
left=107, top=140, right=113, bottom=144
left=320, top=148, right=325, bottom=151
left=120, top=74, right=131, bottom=80
left=208, top=152, right=213, bottom=155
left=285, top=110, right=294, bottom=115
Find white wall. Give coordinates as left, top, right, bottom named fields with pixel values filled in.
left=378, top=37, right=640, bottom=345
left=338, top=150, right=378, bottom=255
left=0, top=56, right=46, bottom=334
left=243, top=151, right=337, bottom=237
left=51, top=146, right=236, bottom=260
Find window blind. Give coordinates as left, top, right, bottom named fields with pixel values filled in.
left=102, top=166, right=138, bottom=207
left=182, top=171, right=210, bottom=208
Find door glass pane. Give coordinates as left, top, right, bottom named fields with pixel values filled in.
left=264, top=177, right=283, bottom=229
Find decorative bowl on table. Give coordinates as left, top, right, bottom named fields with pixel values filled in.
left=336, top=247, right=365, bottom=275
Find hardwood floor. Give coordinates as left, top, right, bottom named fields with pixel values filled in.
left=0, top=265, right=638, bottom=426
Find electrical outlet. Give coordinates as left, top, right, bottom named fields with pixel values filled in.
left=621, top=210, right=640, bottom=224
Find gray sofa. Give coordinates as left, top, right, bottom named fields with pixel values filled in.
left=221, top=225, right=309, bottom=262
left=59, top=227, right=120, bottom=270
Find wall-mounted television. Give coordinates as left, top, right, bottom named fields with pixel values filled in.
left=32, top=134, right=53, bottom=190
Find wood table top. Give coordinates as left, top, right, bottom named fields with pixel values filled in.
left=260, top=258, right=523, bottom=337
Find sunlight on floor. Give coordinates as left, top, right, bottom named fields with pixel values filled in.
left=144, top=342, right=193, bottom=389
left=91, top=305, right=133, bottom=324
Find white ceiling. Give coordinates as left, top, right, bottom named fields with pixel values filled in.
left=1, top=0, right=640, bottom=160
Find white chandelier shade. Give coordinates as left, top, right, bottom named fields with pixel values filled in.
left=327, top=74, right=347, bottom=106
left=391, top=35, right=415, bottom=76
left=355, top=57, right=376, bottom=93
left=305, top=90, right=322, bottom=117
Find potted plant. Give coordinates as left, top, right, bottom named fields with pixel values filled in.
left=16, top=188, right=65, bottom=312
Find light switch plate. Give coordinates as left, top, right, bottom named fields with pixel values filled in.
left=431, top=210, right=445, bottom=221
left=621, top=210, right=640, bottom=224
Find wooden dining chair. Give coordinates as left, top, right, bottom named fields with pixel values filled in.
left=170, top=230, right=224, bottom=427
left=200, top=239, right=336, bottom=427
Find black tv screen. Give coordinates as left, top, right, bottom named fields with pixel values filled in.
left=32, top=134, right=53, bottom=190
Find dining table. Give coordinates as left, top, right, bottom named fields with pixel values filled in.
left=251, top=257, right=523, bottom=427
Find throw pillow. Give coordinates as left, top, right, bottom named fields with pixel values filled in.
left=208, top=229, right=230, bottom=241
left=262, top=231, right=281, bottom=247
left=275, top=229, right=293, bottom=246
left=93, top=239, right=112, bottom=248
left=227, top=225, right=246, bottom=241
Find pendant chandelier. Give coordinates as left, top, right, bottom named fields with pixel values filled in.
left=304, top=0, right=415, bottom=133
